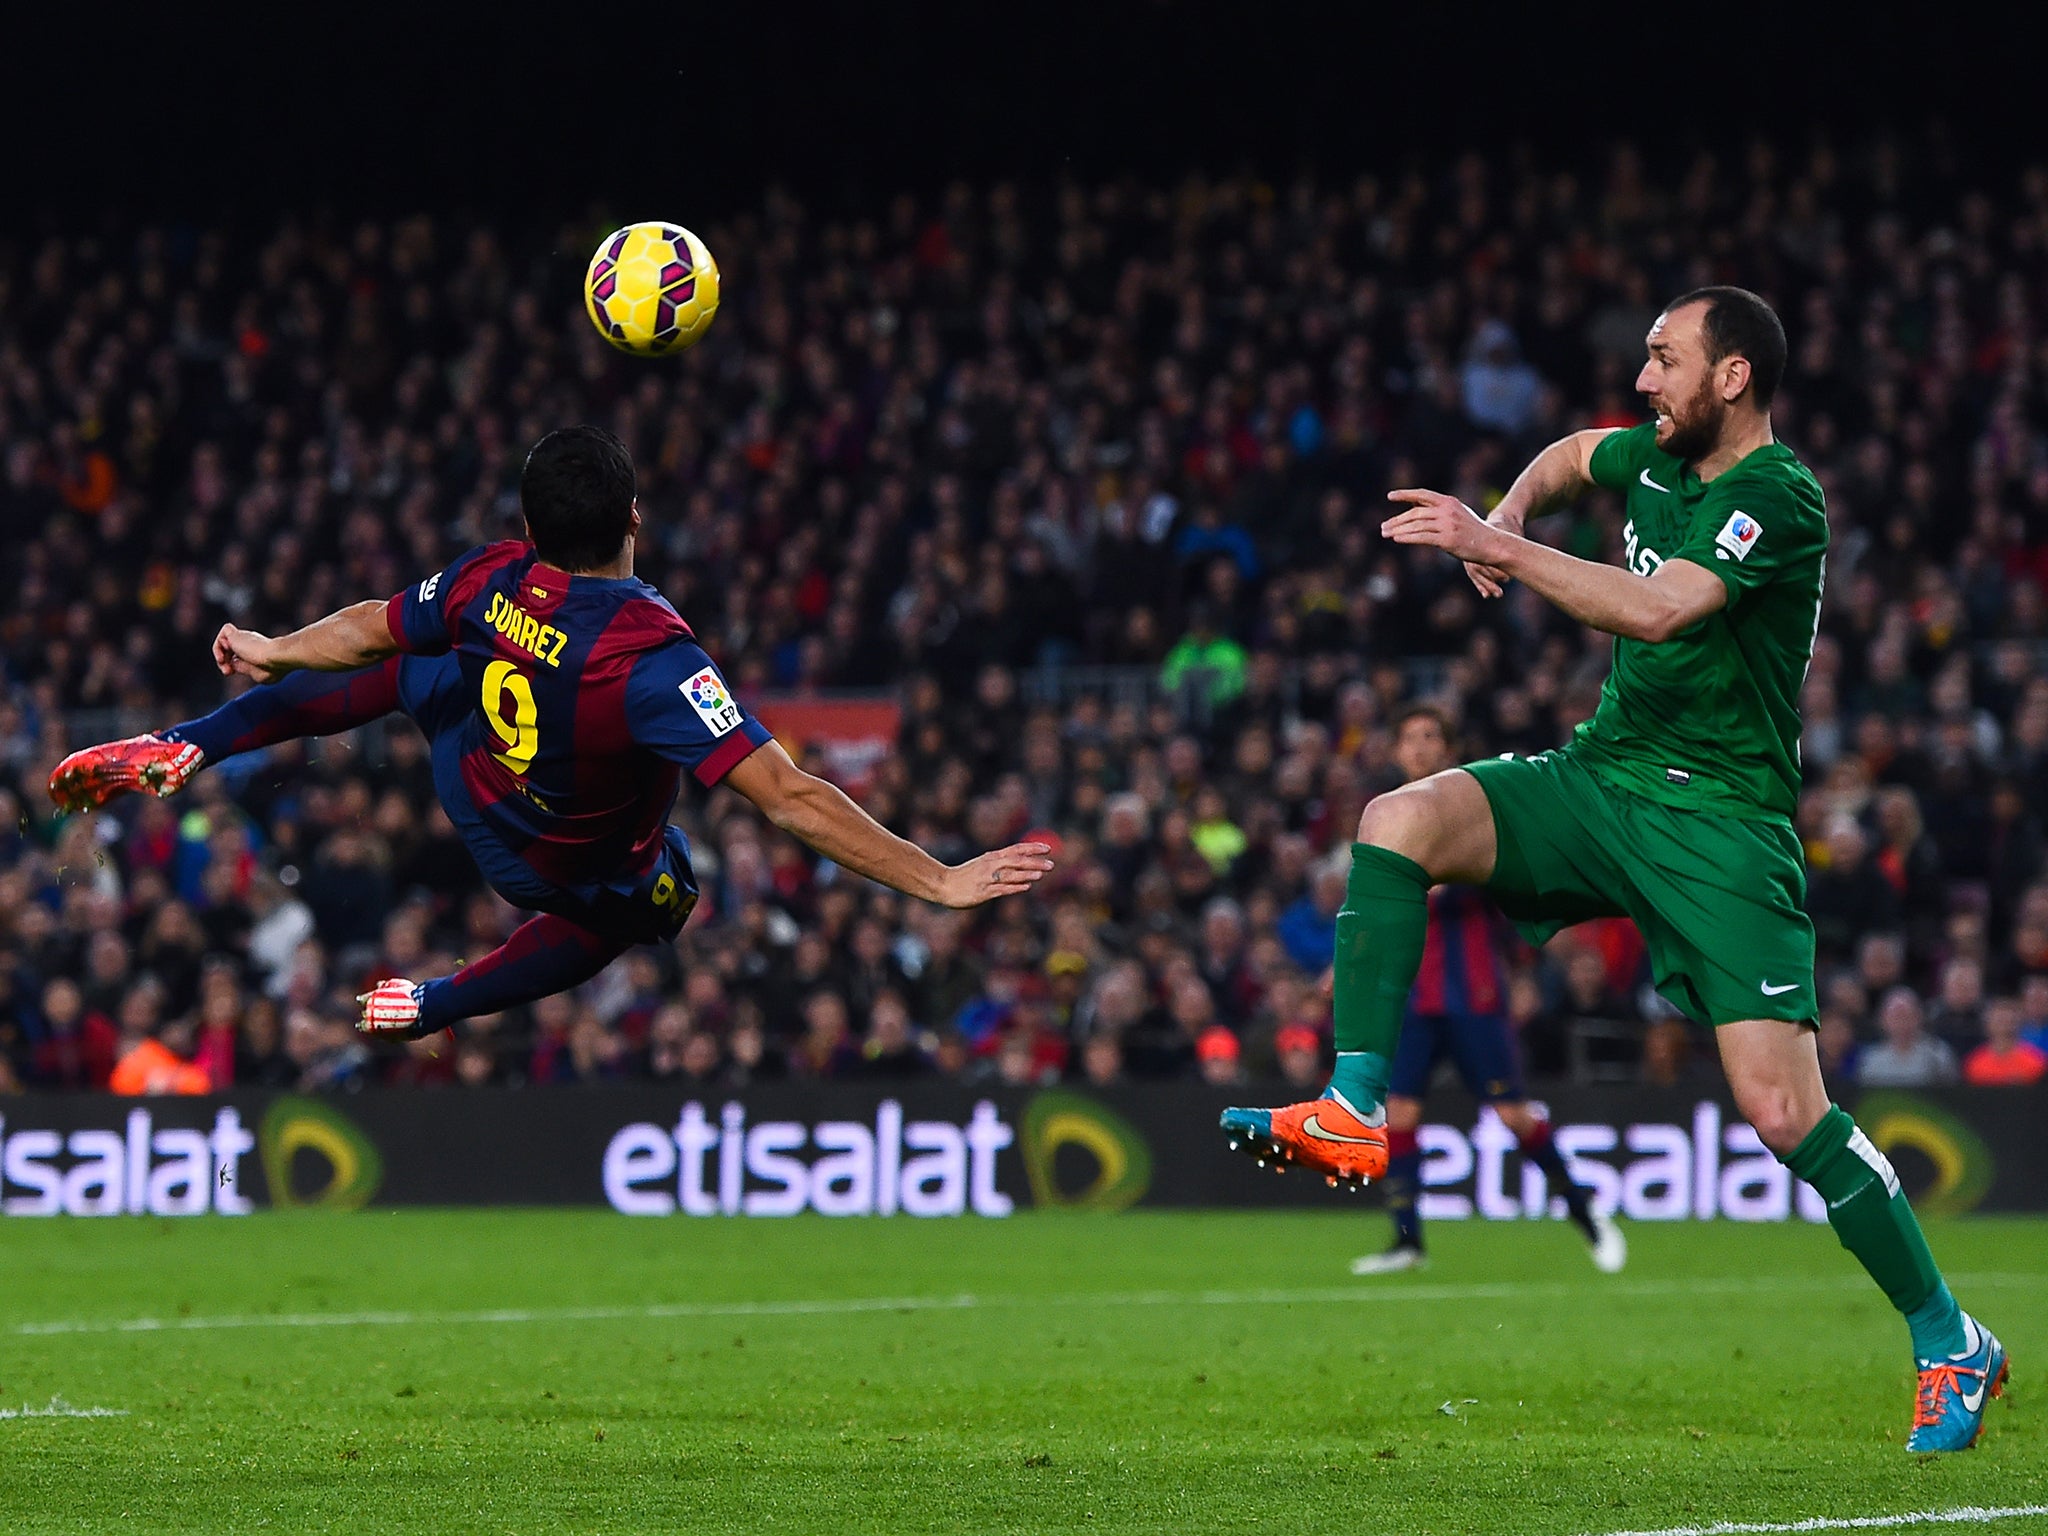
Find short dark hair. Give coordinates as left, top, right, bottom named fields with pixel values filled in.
left=520, top=426, right=636, bottom=570
left=1392, top=701, right=1456, bottom=748
left=1666, top=286, right=1787, bottom=408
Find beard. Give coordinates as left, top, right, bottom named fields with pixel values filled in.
left=1655, top=377, right=1725, bottom=462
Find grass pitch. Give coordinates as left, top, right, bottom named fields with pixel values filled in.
left=0, top=1210, right=2042, bottom=1534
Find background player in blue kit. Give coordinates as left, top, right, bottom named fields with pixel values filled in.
left=50, top=426, right=1054, bottom=1036
left=1350, top=705, right=1627, bottom=1276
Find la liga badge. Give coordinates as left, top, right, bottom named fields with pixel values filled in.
left=1714, top=510, right=1762, bottom=561
left=683, top=668, right=742, bottom=735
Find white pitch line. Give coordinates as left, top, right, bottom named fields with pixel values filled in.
left=0, top=1397, right=128, bottom=1421
left=1589, top=1506, right=2048, bottom=1536
left=10, top=1271, right=2038, bottom=1340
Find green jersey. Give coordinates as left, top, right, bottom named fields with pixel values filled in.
left=1567, top=422, right=1826, bottom=822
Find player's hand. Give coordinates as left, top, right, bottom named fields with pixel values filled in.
left=937, top=841, right=1055, bottom=908
left=1382, top=489, right=1514, bottom=576
left=213, top=624, right=290, bottom=684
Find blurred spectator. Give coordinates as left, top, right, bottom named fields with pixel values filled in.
left=860, top=988, right=934, bottom=1076
left=7, top=147, right=2048, bottom=1093
left=1461, top=320, right=1543, bottom=435
left=1639, top=1019, right=1702, bottom=1089
left=1926, top=957, right=1987, bottom=1048
left=643, top=1003, right=695, bottom=1079
left=1195, top=1024, right=1243, bottom=1086
left=234, top=998, right=295, bottom=1087
left=1272, top=1022, right=1325, bottom=1092
left=724, top=1014, right=787, bottom=1085
left=1806, top=819, right=1901, bottom=965
left=1855, top=933, right=1908, bottom=1000
left=1963, top=997, right=2048, bottom=1086
left=2022, top=975, right=2048, bottom=1053
left=1159, top=604, right=1248, bottom=711
left=284, top=1006, right=371, bottom=1091
left=793, top=990, right=859, bottom=1078
left=1277, top=861, right=1346, bottom=973
left=29, top=977, right=116, bottom=1089
left=1079, top=1032, right=1125, bottom=1086
left=106, top=1035, right=205, bottom=1095
left=1872, top=790, right=1947, bottom=964
left=1858, top=988, right=1961, bottom=1088
left=1816, top=1008, right=1862, bottom=1084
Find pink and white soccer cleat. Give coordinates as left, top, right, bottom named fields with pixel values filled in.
left=356, top=978, right=425, bottom=1035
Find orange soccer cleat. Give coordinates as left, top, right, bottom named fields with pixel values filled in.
left=48, top=735, right=205, bottom=813
left=1219, top=1096, right=1390, bottom=1190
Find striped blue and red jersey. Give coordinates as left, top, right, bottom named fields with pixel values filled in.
left=385, top=541, right=773, bottom=891
left=1410, top=885, right=1509, bottom=1018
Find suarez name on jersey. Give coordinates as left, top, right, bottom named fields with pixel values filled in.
left=385, top=540, right=773, bottom=890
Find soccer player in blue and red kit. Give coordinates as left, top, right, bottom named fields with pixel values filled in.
left=1348, top=705, right=1626, bottom=1277
left=50, top=426, right=1053, bottom=1035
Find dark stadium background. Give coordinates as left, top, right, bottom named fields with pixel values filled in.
left=7, top=1, right=2048, bottom=1105
left=1, top=2, right=2030, bottom=217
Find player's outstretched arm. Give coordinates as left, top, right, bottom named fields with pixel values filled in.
left=213, top=600, right=401, bottom=684
left=1458, top=429, right=1618, bottom=597
left=1382, top=489, right=1725, bottom=643
left=724, top=741, right=1053, bottom=908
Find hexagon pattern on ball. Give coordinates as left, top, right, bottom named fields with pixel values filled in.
left=582, top=222, right=721, bottom=356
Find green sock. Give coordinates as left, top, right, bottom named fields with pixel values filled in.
left=1782, top=1104, right=1964, bottom=1359
left=1326, top=843, right=1431, bottom=1115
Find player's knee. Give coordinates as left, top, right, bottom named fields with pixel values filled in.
left=1735, top=1084, right=1819, bottom=1155
left=1356, top=785, right=1442, bottom=862
left=1385, top=1096, right=1423, bottom=1133
left=1493, top=1101, right=1534, bottom=1137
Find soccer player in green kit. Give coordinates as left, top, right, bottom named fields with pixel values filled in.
left=1221, top=287, right=2007, bottom=1451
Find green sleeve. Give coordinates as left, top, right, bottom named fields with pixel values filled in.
left=1671, top=476, right=1826, bottom=609
left=1212, top=639, right=1248, bottom=700
left=1587, top=423, right=1656, bottom=490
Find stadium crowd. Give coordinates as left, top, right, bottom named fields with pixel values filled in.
left=5, top=135, right=2048, bottom=1097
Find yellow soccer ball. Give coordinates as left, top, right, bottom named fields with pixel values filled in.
left=583, top=222, right=721, bottom=355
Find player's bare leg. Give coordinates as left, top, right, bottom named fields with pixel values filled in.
left=1223, top=769, right=1497, bottom=1187
left=1721, top=1018, right=2006, bottom=1450
left=49, top=659, right=404, bottom=813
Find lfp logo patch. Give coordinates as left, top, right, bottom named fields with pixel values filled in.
left=683, top=668, right=742, bottom=736
left=1714, top=510, right=1763, bottom=562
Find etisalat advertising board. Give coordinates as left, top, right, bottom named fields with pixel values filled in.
left=0, top=1087, right=2010, bottom=1219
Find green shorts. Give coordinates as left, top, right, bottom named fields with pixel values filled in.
left=1462, top=749, right=1816, bottom=1027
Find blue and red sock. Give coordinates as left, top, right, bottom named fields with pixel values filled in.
left=414, top=913, right=625, bottom=1034
left=164, top=658, right=403, bottom=762
left=1517, top=1114, right=1596, bottom=1229
left=1383, top=1127, right=1423, bottom=1249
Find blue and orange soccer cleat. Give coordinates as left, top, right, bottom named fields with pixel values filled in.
left=1219, top=1095, right=1389, bottom=1190
left=48, top=735, right=204, bottom=813
left=1906, top=1314, right=2009, bottom=1452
